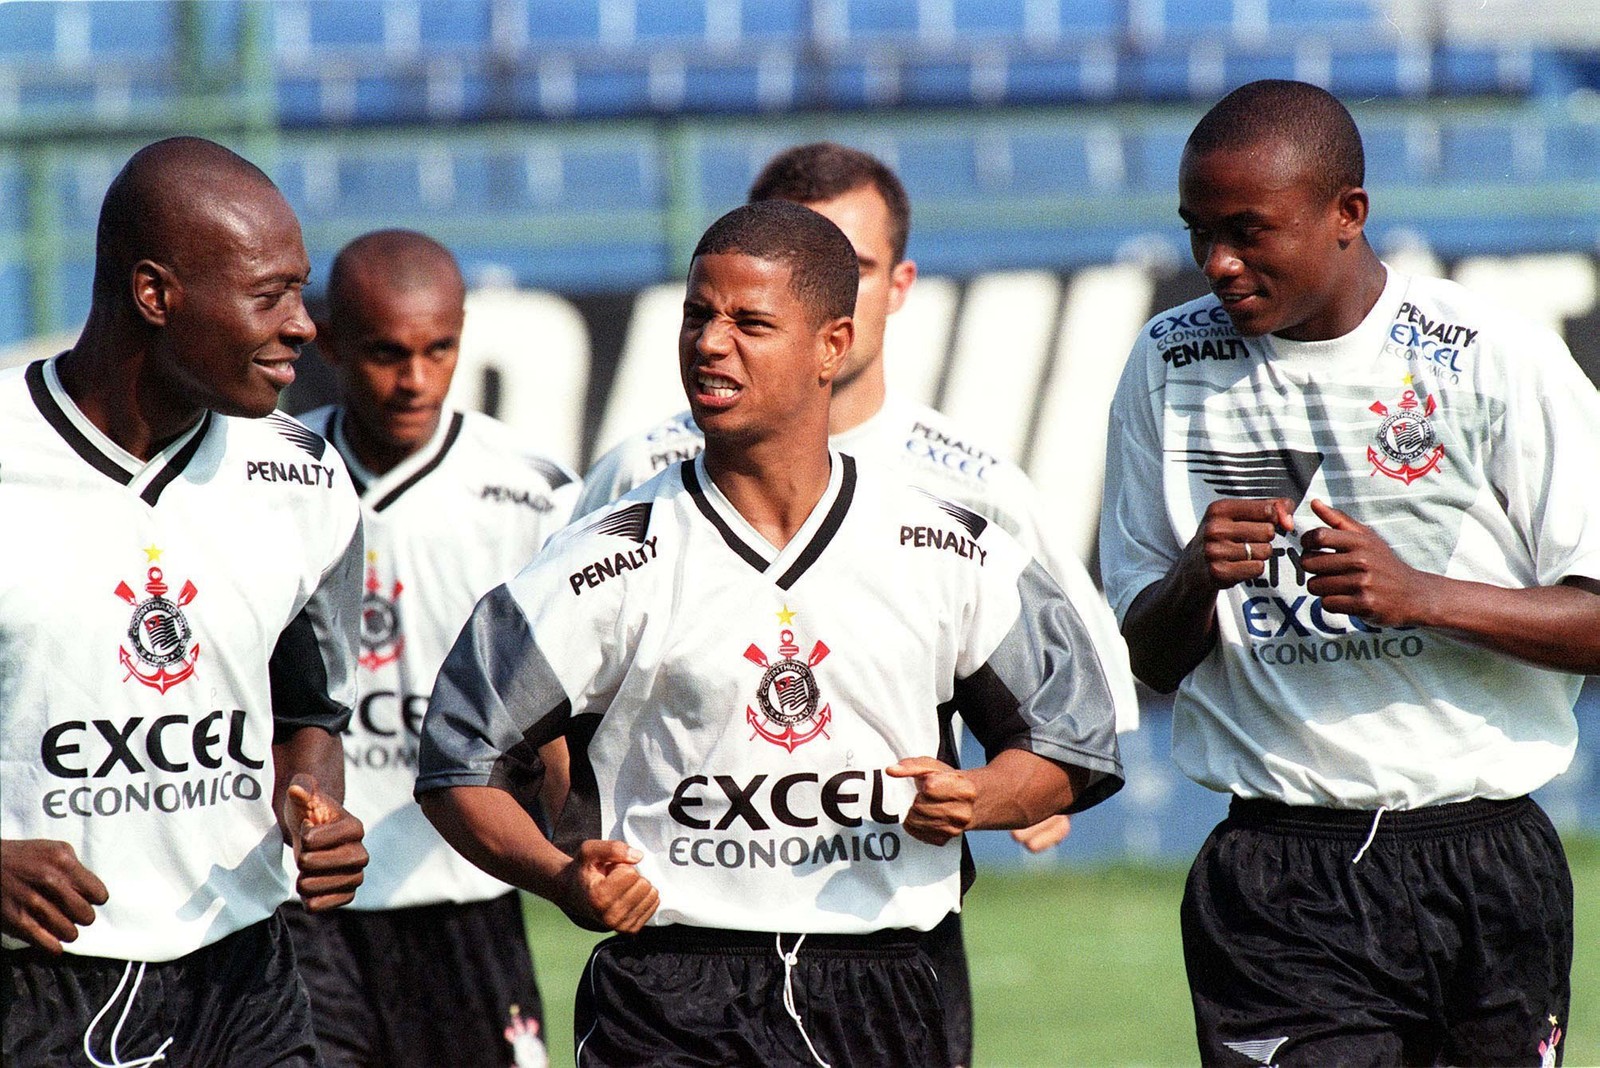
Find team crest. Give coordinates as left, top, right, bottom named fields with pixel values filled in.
left=359, top=552, right=404, bottom=671
left=743, top=607, right=832, bottom=752
left=1367, top=384, right=1444, bottom=484
left=113, top=547, right=200, bottom=693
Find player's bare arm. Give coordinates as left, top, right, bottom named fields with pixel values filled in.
left=421, top=785, right=659, bottom=934
left=1301, top=498, right=1600, bottom=673
left=537, top=737, right=572, bottom=828
left=1122, top=496, right=1295, bottom=692
left=0, top=839, right=110, bottom=955
left=273, top=727, right=368, bottom=911
left=888, top=749, right=1089, bottom=847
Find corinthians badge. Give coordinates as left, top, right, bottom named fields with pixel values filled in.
left=113, top=550, right=200, bottom=693
left=743, top=608, right=832, bottom=752
left=359, top=552, right=404, bottom=671
left=1368, top=384, right=1444, bottom=484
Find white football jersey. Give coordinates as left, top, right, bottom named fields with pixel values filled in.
left=0, top=358, right=362, bottom=962
left=297, top=405, right=581, bottom=909
left=576, top=392, right=1140, bottom=733
left=1101, top=268, right=1600, bottom=809
left=420, top=451, right=1124, bottom=934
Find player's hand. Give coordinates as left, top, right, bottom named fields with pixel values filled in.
left=284, top=774, right=368, bottom=911
left=1300, top=499, right=1432, bottom=627
left=1010, top=814, right=1071, bottom=853
left=1185, top=497, right=1295, bottom=590
left=0, top=838, right=109, bottom=955
left=887, top=757, right=977, bottom=846
left=556, top=840, right=658, bottom=934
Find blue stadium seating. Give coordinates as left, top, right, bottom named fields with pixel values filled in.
left=0, top=263, right=29, bottom=344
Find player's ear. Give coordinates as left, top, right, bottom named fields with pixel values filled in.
left=817, top=315, right=853, bottom=385
left=886, top=258, right=917, bottom=316
left=1334, top=186, right=1369, bottom=248
left=131, top=260, right=178, bottom=327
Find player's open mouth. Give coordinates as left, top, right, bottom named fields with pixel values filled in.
left=695, top=372, right=740, bottom=399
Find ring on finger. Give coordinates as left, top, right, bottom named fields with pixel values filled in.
left=1244, top=543, right=1253, bottom=561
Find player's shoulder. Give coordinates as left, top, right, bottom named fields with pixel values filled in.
left=848, top=454, right=1030, bottom=572
left=517, top=465, right=682, bottom=602
left=294, top=403, right=336, bottom=437
left=1131, top=292, right=1256, bottom=374
left=590, top=411, right=704, bottom=480
left=1389, top=270, right=1569, bottom=368
left=453, top=409, right=581, bottom=493
left=875, top=396, right=1038, bottom=502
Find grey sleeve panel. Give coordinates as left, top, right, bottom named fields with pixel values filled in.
left=954, top=559, right=1124, bottom=813
left=416, top=583, right=572, bottom=796
left=270, top=518, right=363, bottom=741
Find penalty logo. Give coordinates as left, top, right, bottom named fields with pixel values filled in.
left=743, top=606, right=832, bottom=752
left=359, top=551, right=405, bottom=671
left=113, top=545, right=200, bottom=693
left=1367, top=381, right=1444, bottom=485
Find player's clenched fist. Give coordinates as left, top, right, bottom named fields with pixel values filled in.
left=887, top=757, right=977, bottom=846
left=557, top=840, right=659, bottom=934
left=284, top=773, right=368, bottom=912
left=1187, top=496, right=1295, bottom=589
left=1300, top=498, right=1428, bottom=627
left=0, top=839, right=110, bottom=955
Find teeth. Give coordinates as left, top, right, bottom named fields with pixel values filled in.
left=697, top=373, right=738, bottom=398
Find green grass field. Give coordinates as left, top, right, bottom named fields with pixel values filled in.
left=523, top=833, right=1600, bottom=1066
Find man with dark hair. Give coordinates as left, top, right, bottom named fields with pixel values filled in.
left=1101, top=79, right=1600, bottom=1065
left=576, top=141, right=1140, bottom=1066
left=416, top=200, right=1124, bottom=1065
left=1, top=136, right=368, bottom=1064
left=284, top=229, right=579, bottom=1068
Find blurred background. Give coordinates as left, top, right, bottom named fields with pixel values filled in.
left=3, top=2, right=1596, bottom=1060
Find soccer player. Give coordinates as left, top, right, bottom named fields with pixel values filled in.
left=0, top=136, right=368, bottom=1064
left=286, top=229, right=579, bottom=1068
left=574, top=143, right=1141, bottom=1064
left=1100, top=79, right=1600, bottom=1066
left=416, top=200, right=1124, bottom=1066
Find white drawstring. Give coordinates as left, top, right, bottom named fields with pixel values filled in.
left=775, top=934, right=833, bottom=1068
left=83, top=961, right=173, bottom=1068
left=1351, top=806, right=1390, bottom=865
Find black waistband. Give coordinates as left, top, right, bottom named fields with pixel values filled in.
left=1226, top=795, right=1535, bottom=839
left=627, top=925, right=924, bottom=957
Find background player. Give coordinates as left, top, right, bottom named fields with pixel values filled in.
left=287, top=228, right=579, bottom=1068
left=1100, top=80, right=1600, bottom=1065
left=574, top=141, right=1140, bottom=1065
left=416, top=200, right=1124, bottom=1065
left=1, top=136, right=367, bottom=1065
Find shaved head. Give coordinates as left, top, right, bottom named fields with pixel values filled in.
left=326, top=229, right=465, bottom=332
left=1185, top=80, right=1365, bottom=201
left=92, top=136, right=285, bottom=305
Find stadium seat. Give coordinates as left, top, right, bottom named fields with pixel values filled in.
left=951, top=0, right=1029, bottom=39
left=524, top=0, right=603, bottom=46
left=0, top=2, right=57, bottom=60
left=562, top=144, right=662, bottom=209
left=739, top=0, right=807, bottom=40
left=635, top=0, right=709, bottom=44
left=416, top=0, right=494, bottom=52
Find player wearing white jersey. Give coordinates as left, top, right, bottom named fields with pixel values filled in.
left=577, top=143, right=1139, bottom=1066
left=1100, top=81, right=1600, bottom=1066
left=419, top=201, right=1123, bottom=1066
left=1, top=138, right=368, bottom=1066
left=285, top=231, right=577, bottom=1068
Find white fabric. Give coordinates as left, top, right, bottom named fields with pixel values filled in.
left=1101, top=267, right=1600, bottom=809
left=297, top=405, right=581, bottom=909
left=0, top=358, right=362, bottom=961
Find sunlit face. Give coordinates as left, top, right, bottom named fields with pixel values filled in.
left=678, top=252, right=848, bottom=448
left=800, top=185, right=915, bottom=390
left=322, top=271, right=464, bottom=469
left=1178, top=140, right=1362, bottom=341
left=151, top=188, right=314, bottom=418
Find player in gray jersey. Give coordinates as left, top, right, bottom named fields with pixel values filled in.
left=418, top=200, right=1123, bottom=1066
left=577, top=143, right=1139, bottom=1065
left=284, top=230, right=578, bottom=1067
left=1, top=137, right=368, bottom=1066
left=1100, top=80, right=1600, bottom=1066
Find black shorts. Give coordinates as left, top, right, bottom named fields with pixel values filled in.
left=1183, top=795, right=1573, bottom=1067
left=3, top=913, right=319, bottom=1067
left=920, top=911, right=973, bottom=1068
left=575, top=925, right=948, bottom=1067
left=280, top=891, right=545, bottom=1068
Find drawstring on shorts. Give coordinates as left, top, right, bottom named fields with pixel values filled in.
left=775, top=934, right=833, bottom=1068
left=83, top=960, right=173, bottom=1068
left=1351, top=806, right=1390, bottom=865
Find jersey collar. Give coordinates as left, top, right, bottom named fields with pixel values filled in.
left=27, top=357, right=212, bottom=506
left=330, top=408, right=464, bottom=512
left=683, top=448, right=857, bottom=591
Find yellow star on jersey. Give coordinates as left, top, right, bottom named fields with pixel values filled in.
left=143, top=544, right=163, bottom=563
left=367, top=550, right=379, bottom=564
left=775, top=605, right=796, bottom=625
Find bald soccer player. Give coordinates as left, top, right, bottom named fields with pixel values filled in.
left=285, top=230, right=579, bottom=1068
left=1, top=136, right=367, bottom=1065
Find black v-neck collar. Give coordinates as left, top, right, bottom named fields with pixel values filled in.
left=26, top=359, right=212, bottom=507
left=331, top=409, right=464, bottom=512
left=682, top=453, right=857, bottom=591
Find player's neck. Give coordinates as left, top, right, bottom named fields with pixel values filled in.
left=339, top=413, right=428, bottom=477
left=826, top=360, right=887, bottom=436
left=703, top=434, right=834, bottom=551
left=57, top=333, right=203, bottom=462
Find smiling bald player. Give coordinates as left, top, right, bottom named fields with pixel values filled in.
left=1, top=136, right=367, bottom=1066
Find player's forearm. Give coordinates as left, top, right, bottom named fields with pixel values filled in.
left=271, top=727, right=346, bottom=838
left=1121, top=566, right=1222, bottom=692
left=419, top=785, right=573, bottom=900
left=1416, top=575, right=1600, bottom=674
left=964, top=749, right=1085, bottom=831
